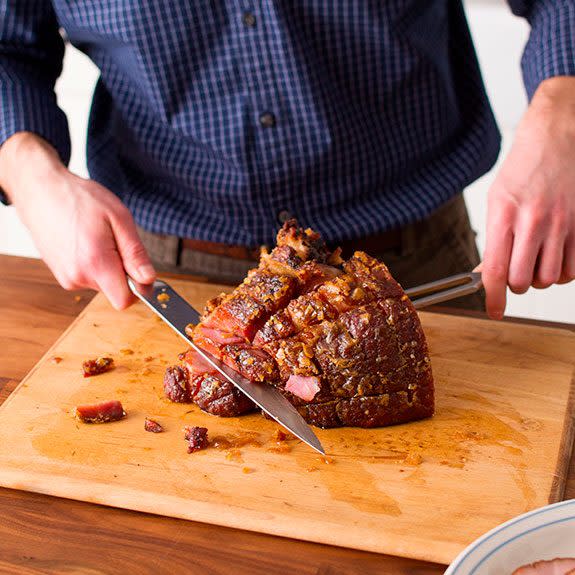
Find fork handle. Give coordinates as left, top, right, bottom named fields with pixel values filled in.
left=405, top=272, right=483, bottom=309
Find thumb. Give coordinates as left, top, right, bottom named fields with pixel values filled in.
left=109, top=209, right=156, bottom=284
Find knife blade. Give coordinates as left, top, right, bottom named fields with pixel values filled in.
left=127, top=277, right=325, bottom=455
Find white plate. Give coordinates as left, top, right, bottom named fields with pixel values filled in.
left=445, top=499, right=575, bottom=575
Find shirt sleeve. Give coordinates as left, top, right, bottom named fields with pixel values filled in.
left=0, top=0, right=71, bottom=166
left=508, top=0, right=575, bottom=99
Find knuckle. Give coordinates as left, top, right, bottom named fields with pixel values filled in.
left=526, top=209, right=549, bottom=233
left=58, top=277, right=75, bottom=291
left=483, top=262, right=508, bottom=283
left=125, top=241, right=148, bottom=261
left=65, top=268, right=84, bottom=287
left=111, top=292, right=133, bottom=311
left=83, top=248, right=103, bottom=270
left=509, top=280, right=529, bottom=295
left=508, top=270, right=530, bottom=294
left=551, top=206, right=567, bottom=228
left=534, top=270, right=558, bottom=288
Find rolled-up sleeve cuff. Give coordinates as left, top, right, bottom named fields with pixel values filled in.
left=0, top=72, right=71, bottom=167
left=521, top=3, right=575, bottom=100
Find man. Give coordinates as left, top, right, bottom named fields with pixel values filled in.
left=0, top=1, right=573, bottom=318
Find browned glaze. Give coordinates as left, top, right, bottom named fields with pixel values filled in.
left=267, top=443, right=292, bottom=454
left=294, top=452, right=401, bottom=516
left=30, top=358, right=541, bottom=518
left=211, top=432, right=263, bottom=450
left=225, top=449, right=243, bottom=463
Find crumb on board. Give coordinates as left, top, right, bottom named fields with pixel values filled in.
left=75, top=400, right=126, bottom=423
left=404, top=452, right=423, bottom=466
left=50, top=356, right=63, bottom=364
left=318, top=456, right=334, bottom=465
left=184, top=426, right=209, bottom=453
left=74, top=295, right=83, bottom=303
left=82, top=357, right=114, bottom=377
left=242, top=467, right=255, bottom=474
left=120, top=348, right=134, bottom=355
left=144, top=418, right=164, bottom=433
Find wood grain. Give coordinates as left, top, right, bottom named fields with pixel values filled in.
left=0, top=254, right=573, bottom=574
left=0, top=272, right=573, bottom=566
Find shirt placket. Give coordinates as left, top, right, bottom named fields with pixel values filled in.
left=234, top=0, right=298, bottom=229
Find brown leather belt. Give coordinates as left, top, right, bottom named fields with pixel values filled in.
left=181, top=227, right=403, bottom=261
left=181, top=238, right=263, bottom=261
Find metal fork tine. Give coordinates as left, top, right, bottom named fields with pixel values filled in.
left=405, top=272, right=483, bottom=309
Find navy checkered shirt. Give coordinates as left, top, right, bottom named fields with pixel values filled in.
left=1, top=1, right=574, bottom=246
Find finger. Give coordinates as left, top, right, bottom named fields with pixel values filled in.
left=109, top=209, right=156, bottom=284
left=473, top=262, right=483, bottom=273
left=481, top=202, right=515, bottom=319
left=94, top=250, right=136, bottom=310
left=558, top=234, right=575, bottom=284
left=532, top=233, right=564, bottom=289
left=507, top=215, right=544, bottom=294
left=482, top=226, right=514, bottom=320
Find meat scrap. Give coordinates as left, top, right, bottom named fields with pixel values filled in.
left=75, top=400, right=126, bottom=423
left=163, top=220, right=434, bottom=428
left=512, top=558, right=575, bottom=574
left=184, top=426, right=209, bottom=453
left=144, top=418, right=164, bottom=433
left=82, top=356, right=114, bottom=377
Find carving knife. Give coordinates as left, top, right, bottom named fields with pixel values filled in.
left=127, top=277, right=325, bottom=455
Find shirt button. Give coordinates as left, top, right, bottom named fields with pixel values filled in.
left=277, top=210, right=293, bottom=224
left=242, top=12, right=256, bottom=27
left=259, top=112, right=276, bottom=128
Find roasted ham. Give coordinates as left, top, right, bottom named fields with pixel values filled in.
left=513, top=558, right=575, bottom=575
left=163, top=221, right=434, bottom=428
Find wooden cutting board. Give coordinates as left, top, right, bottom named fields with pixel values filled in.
left=0, top=280, right=573, bottom=565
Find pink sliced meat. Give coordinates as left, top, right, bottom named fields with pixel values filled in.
left=195, top=326, right=245, bottom=346
left=285, top=375, right=321, bottom=401
left=513, top=558, right=575, bottom=575
left=180, top=349, right=217, bottom=376
left=75, top=400, right=126, bottom=423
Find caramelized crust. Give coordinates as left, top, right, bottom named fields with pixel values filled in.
left=163, top=221, right=434, bottom=428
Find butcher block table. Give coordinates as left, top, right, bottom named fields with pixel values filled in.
left=1, top=254, right=574, bottom=575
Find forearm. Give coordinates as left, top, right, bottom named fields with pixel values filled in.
left=532, top=76, right=575, bottom=124
left=0, top=132, right=66, bottom=204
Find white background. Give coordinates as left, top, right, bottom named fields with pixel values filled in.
left=1, top=0, right=573, bottom=322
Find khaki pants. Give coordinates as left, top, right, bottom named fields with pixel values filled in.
left=138, top=194, right=483, bottom=310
